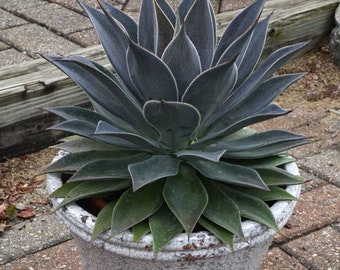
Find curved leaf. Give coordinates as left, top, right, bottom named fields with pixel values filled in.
left=235, top=16, right=270, bottom=86
left=143, top=101, right=201, bottom=149
left=149, top=205, right=183, bottom=254
left=175, top=149, right=225, bottom=162
left=182, top=61, right=237, bottom=126
left=138, top=0, right=158, bottom=53
left=155, top=0, right=175, bottom=56
left=92, top=200, right=117, bottom=239
left=162, top=24, right=201, bottom=97
left=178, top=0, right=195, bottom=23
left=128, top=155, right=182, bottom=191
left=255, top=167, right=304, bottom=186
left=199, top=218, right=233, bottom=249
left=52, top=137, right=117, bottom=153
left=132, top=220, right=150, bottom=242
left=111, top=181, right=164, bottom=235
left=189, top=160, right=269, bottom=191
left=202, top=180, right=244, bottom=239
left=100, top=0, right=138, bottom=42
left=155, top=0, right=176, bottom=26
left=68, top=154, right=150, bottom=182
left=127, top=40, right=178, bottom=102
left=184, top=0, right=214, bottom=70
left=213, top=0, right=265, bottom=65
left=49, top=181, right=85, bottom=198
left=219, top=185, right=280, bottom=232
left=56, top=179, right=130, bottom=210
left=163, top=165, right=208, bottom=235
left=79, top=2, right=137, bottom=96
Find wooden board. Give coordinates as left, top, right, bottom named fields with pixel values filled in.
left=0, top=0, right=339, bottom=158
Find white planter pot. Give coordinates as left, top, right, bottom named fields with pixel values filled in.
left=46, top=152, right=301, bottom=270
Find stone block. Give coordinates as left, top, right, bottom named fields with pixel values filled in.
left=282, top=225, right=340, bottom=270
left=67, top=28, right=99, bottom=47
left=0, top=9, right=29, bottom=30
left=0, top=0, right=47, bottom=11
left=0, top=48, right=32, bottom=66
left=0, top=24, right=81, bottom=57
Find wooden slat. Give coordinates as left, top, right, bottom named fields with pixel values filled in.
left=0, top=0, right=338, bottom=158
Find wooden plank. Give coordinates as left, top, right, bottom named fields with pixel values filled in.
left=0, top=0, right=338, bottom=158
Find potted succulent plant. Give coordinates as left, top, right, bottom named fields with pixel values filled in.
left=43, top=0, right=309, bottom=269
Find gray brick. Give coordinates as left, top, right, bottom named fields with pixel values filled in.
left=0, top=48, right=32, bottom=66
left=0, top=41, right=10, bottom=50
left=0, top=24, right=81, bottom=57
left=0, top=9, right=29, bottom=30
left=17, top=3, right=92, bottom=35
left=0, top=0, right=47, bottom=11
left=67, top=28, right=99, bottom=47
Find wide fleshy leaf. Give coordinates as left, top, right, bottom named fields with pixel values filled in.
left=149, top=205, right=183, bottom=254
left=182, top=61, right=237, bottom=126
left=52, top=136, right=117, bottom=153
left=94, top=121, right=161, bottom=150
left=163, top=165, right=208, bottom=235
left=68, top=153, right=150, bottom=182
left=184, top=0, right=214, bottom=70
left=155, top=0, right=176, bottom=26
left=111, top=181, right=164, bottom=235
left=46, top=57, right=157, bottom=136
left=178, top=0, right=195, bottom=22
left=100, top=0, right=138, bottom=42
left=175, top=149, right=225, bottom=162
left=202, top=104, right=289, bottom=142
left=143, top=101, right=201, bottom=149
left=162, top=24, right=201, bottom=97
left=155, top=0, right=175, bottom=56
left=49, top=181, right=85, bottom=198
left=225, top=74, right=306, bottom=122
left=213, top=0, right=265, bottom=65
left=199, top=218, right=233, bottom=249
left=79, top=2, right=137, bottom=96
left=219, top=185, right=280, bottom=232
left=235, top=16, right=270, bottom=86
left=127, top=40, right=178, bottom=102
left=229, top=185, right=297, bottom=202
left=56, top=179, right=130, bottom=210
left=205, top=130, right=307, bottom=152
left=212, top=42, right=308, bottom=122
left=255, top=167, right=304, bottom=186
left=42, top=150, right=136, bottom=173
left=132, top=220, right=150, bottom=242
left=230, top=154, right=296, bottom=168
left=138, top=0, right=158, bottom=53
left=189, top=160, right=269, bottom=190
left=128, top=155, right=182, bottom=191
left=92, top=200, right=117, bottom=239
left=202, top=180, right=244, bottom=239
left=225, top=139, right=310, bottom=159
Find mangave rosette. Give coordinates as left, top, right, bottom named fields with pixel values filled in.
left=43, top=0, right=308, bottom=253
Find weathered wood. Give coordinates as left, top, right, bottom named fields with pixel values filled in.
left=0, top=0, right=338, bottom=158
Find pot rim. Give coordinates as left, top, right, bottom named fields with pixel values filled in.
left=46, top=151, right=301, bottom=260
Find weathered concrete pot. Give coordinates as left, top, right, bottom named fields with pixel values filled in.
left=46, top=152, right=301, bottom=270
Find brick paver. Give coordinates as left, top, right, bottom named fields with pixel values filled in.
left=0, top=9, right=29, bottom=30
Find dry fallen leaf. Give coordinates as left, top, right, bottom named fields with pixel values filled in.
left=0, top=202, right=8, bottom=220
left=17, top=208, right=36, bottom=219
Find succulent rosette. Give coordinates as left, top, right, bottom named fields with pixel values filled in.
left=43, top=0, right=308, bottom=253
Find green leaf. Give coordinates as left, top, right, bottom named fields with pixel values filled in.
left=182, top=61, right=237, bottom=127
left=111, top=181, right=164, bottom=236
left=42, top=151, right=135, bottom=174
left=68, top=154, right=150, bottom=182
left=213, top=0, right=265, bottom=65
left=52, top=137, right=117, bottom=153
left=127, top=39, right=178, bottom=102
left=255, top=167, right=304, bottom=186
left=175, top=149, right=225, bottom=162
left=143, top=100, right=201, bottom=149
left=233, top=155, right=296, bottom=168
left=132, top=220, right=150, bottom=242
left=49, top=181, right=84, bottom=198
left=184, top=0, right=215, bottom=70
left=219, top=185, right=280, bottom=232
left=128, top=155, right=182, bottom=191
left=92, top=200, right=117, bottom=239
left=163, top=165, right=208, bottom=235
left=162, top=24, right=201, bottom=97
left=149, top=205, right=183, bottom=254
left=198, top=217, right=233, bottom=249
left=228, top=186, right=297, bottom=202
left=202, top=180, right=244, bottom=239
left=56, top=179, right=130, bottom=210
left=189, top=160, right=269, bottom=191
left=155, top=0, right=175, bottom=56
left=138, top=0, right=157, bottom=53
